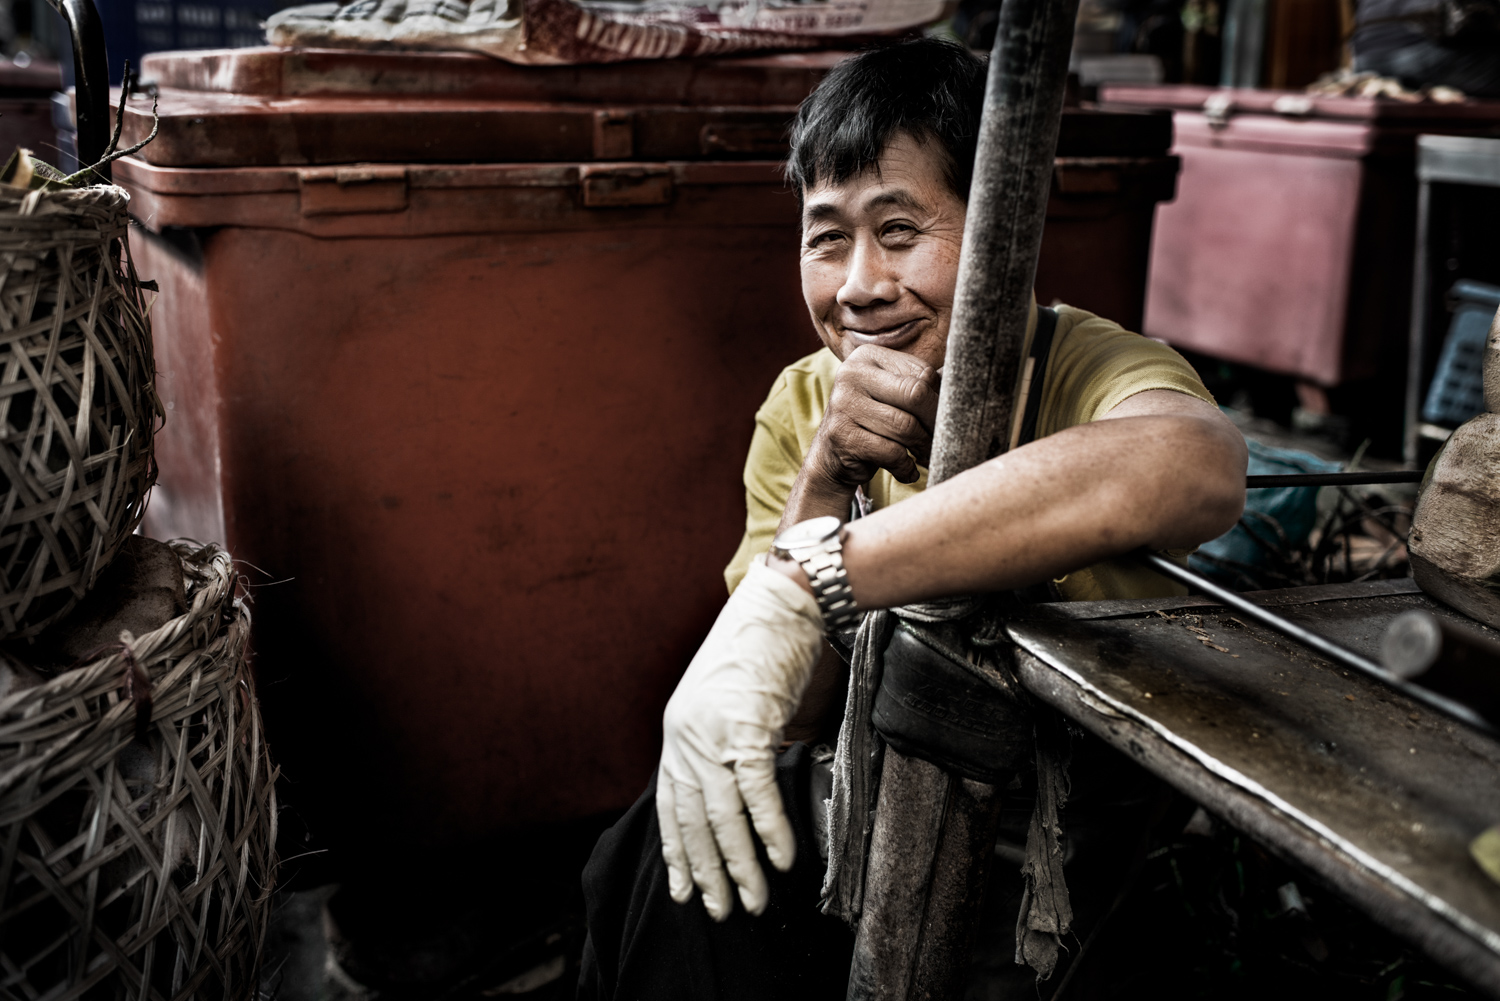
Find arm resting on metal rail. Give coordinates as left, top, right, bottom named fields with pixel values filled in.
left=772, top=389, right=1247, bottom=607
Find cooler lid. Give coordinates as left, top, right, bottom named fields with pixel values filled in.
left=121, top=49, right=1175, bottom=169
left=140, top=47, right=844, bottom=105
left=115, top=152, right=1175, bottom=241
left=114, top=156, right=798, bottom=237
left=1100, top=83, right=1500, bottom=157
left=123, top=47, right=839, bottom=167
left=1100, top=83, right=1500, bottom=126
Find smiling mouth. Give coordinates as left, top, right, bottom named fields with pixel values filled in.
left=843, top=318, right=925, bottom=348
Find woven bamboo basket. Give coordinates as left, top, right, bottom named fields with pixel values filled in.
left=0, top=184, right=160, bottom=638
left=0, top=541, right=277, bottom=1001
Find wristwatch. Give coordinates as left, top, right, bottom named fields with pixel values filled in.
left=769, top=515, right=861, bottom=632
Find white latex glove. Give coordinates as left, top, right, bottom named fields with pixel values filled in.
left=657, top=557, right=824, bottom=921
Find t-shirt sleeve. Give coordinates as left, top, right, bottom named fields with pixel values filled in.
left=1036, top=309, right=1216, bottom=438
left=724, top=351, right=835, bottom=593
left=724, top=410, right=803, bottom=593
left=1037, top=307, right=1218, bottom=601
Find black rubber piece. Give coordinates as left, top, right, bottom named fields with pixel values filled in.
left=871, top=620, right=1033, bottom=785
left=1245, top=470, right=1423, bottom=488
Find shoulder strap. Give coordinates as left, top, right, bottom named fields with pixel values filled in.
left=1017, top=306, right=1059, bottom=449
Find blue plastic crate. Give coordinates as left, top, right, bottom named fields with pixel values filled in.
left=1422, top=279, right=1500, bottom=428
left=95, top=0, right=289, bottom=83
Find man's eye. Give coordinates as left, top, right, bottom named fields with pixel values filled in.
left=883, top=223, right=916, bottom=238
left=808, top=231, right=844, bottom=247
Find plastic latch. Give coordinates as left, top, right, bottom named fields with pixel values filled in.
left=1271, top=94, right=1315, bottom=118
left=1203, top=91, right=1234, bottom=129
left=298, top=166, right=409, bottom=216
left=579, top=165, right=674, bottom=208
left=593, top=110, right=635, bottom=159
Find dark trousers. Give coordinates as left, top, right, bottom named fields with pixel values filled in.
left=577, top=742, right=854, bottom=1000
left=577, top=738, right=1168, bottom=1000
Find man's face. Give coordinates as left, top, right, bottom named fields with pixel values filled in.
left=799, top=132, right=967, bottom=370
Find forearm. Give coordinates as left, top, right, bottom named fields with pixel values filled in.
left=778, top=464, right=856, bottom=530
left=778, top=402, right=1245, bottom=609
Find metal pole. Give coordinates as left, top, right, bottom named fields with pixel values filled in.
left=1405, top=171, right=1432, bottom=467
left=1138, top=551, right=1492, bottom=731
left=1246, top=470, right=1422, bottom=488
left=928, top=0, right=1082, bottom=486
left=849, top=0, right=1080, bottom=995
left=847, top=758, right=1004, bottom=998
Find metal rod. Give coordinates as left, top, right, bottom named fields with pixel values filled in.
left=846, top=753, right=952, bottom=1000
left=927, top=0, right=1081, bottom=486
left=849, top=0, right=1081, bottom=995
left=1139, top=551, right=1493, bottom=732
left=1246, top=470, right=1423, bottom=488
left=1405, top=173, right=1433, bottom=467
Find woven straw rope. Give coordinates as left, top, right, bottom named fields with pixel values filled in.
left=0, top=185, right=159, bottom=638
left=0, top=542, right=277, bottom=1001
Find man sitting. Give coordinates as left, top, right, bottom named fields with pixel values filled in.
left=578, top=37, right=1246, bottom=999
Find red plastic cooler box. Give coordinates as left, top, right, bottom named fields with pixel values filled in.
left=118, top=47, right=1178, bottom=848
left=0, top=59, right=60, bottom=162
left=1103, top=84, right=1500, bottom=392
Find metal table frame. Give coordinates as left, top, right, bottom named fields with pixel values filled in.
left=1011, top=578, right=1500, bottom=994
left=1405, top=134, right=1500, bottom=466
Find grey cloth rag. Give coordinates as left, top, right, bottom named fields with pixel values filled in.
left=817, top=596, right=982, bottom=924
left=817, top=607, right=891, bottom=924
left=816, top=599, right=1076, bottom=984
left=1015, top=713, right=1074, bottom=979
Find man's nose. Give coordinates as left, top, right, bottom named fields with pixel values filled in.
left=837, top=239, right=899, bottom=309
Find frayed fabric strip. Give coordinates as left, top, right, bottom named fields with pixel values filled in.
left=818, top=596, right=984, bottom=924
left=1016, top=714, right=1074, bottom=979
left=818, top=608, right=891, bottom=924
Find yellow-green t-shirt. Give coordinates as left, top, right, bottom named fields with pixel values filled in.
left=723, top=303, right=1216, bottom=600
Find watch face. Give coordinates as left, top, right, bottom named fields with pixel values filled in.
left=775, top=515, right=842, bottom=551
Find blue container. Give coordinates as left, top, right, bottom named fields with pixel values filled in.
left=1190, top=436, right=1341, bottom=588
left=1422, top=279, right=1500, bottom=429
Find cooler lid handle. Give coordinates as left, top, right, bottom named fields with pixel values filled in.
left=46, top=0, right=112, bottom=178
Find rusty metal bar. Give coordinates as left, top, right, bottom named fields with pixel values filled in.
left=848, top=0, right=1081, bottom=995
left=927, top=0, right=1082, bottom=486
left=847, top=755, right=952, bottom=999
left=847, top=756, right=1006, bottom=997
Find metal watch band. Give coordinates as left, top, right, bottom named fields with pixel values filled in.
left=795, top=542, right=860, bottom=631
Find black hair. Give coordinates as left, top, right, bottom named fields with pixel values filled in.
left=787, top=38, right=987, bottom=203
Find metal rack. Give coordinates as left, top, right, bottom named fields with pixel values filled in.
left=1405, top=134, right=1500, bottom=466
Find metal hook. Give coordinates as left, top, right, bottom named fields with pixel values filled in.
left=43, top=0, right=112, bottom=179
